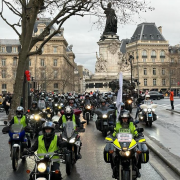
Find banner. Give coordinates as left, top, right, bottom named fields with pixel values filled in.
left=116, top=72, right=123, bottom=122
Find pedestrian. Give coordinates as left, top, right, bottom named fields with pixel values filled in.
left=169, top=89, right=174, bottom=110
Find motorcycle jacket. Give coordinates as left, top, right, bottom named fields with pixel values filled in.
left=113, top=120, right=138, bottom=138
left=59, top=114, right=80, bottom=127
left=62, top=114, right=76, bottom=130
left=9, top=115, right=28, bottom=127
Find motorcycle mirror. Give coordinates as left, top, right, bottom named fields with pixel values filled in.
left=4, top=121, right=7, bottom=125
left=27, top=109, right=30, bottom=113
left=137, top=128, right=144, bottom=133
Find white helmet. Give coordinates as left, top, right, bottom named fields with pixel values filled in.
left=65, top=106, right=73, bottom=115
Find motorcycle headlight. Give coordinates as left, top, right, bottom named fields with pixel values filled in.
left=30, top=115, right=34, bottom=120
left=144, top=108, right=147, bottom=112
left=13, top=134, right=19, bottom=139
left=102, top=114, right=108, bottom=118
left=42, top=109, right=46, bottom=113
left=47, top=114, right=51, bottom=118
left=148, top=108, right=151, bottom=112
left=60, top=103, right=63, bottom=106
left=37, top=163, right=46, bottom=173
left=119, top=150, right=131, bottom=157
left=34, top=115, right=40, bottom=120
left=87, top=106, right=91, bottom=109
left=55, top=104, right=58, bottom=106
left=128, top=100, right=132, bottom=104
left=69, top=138, right=75, bottom=143
left=152, top=108, right=155, bottom=112
left=125, top=151, right=131, bottom=156
left=58, top=106, right=61, bottom=109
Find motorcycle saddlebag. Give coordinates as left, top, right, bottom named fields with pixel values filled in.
left=104, top=143, right=114, bottom=163
left=138, top=143, right=149, bottom=163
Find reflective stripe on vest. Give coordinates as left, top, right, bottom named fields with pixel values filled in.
left=37, top=135, right=59, bottom=161
left=14, top=115, right=27, bottom=128
left=62, top=114, right=76, bottom=130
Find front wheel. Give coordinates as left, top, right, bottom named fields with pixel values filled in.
left=149, top=121, right=152, bottom=127
left=102, top=130, right=107, bottom=137
left=66, top=154, right=72, bottom=175
left=86, top=114, right=89, bottom=125
left=12, top=147, right=19, bottom=171
left=122, top=170, right=130, bottom=180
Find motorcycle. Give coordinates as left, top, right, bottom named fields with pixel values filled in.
left=61, top=121, right=85, bottom=175
left=104, top=127, right=149, bottom=180
left=125, top=98, right=133, bottom=113
left=2, top=121, right=31, bottom=171
left=138, top=101, right=158, bottom=127
left=83, top=103, right=92, bottom=125
left=26, top=151, right=65, bottom=180
left=53, top=102, right=62, bottom=115
left=27, top=113, right=45, bottom=139
left=95, top=108, right=115, bottom=137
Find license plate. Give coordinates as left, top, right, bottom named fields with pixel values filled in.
left=148, top=114, right=152, bottom=117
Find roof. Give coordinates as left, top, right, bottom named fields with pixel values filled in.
left=120, top=39, right=130, bottom=54
left=0, top=39, right=20, bottom=45
left=169, top=45, right=180, bottom=54
left=130, top=22, right=166, bottom=43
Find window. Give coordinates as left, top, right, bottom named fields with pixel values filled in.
left=41, top=70, right=45, bottom=79
left=1, top=59, right=6, bottom=66
left=2, top=70, right=6, bottom=78
left=143, top=59, right=146, bottom=62
left=142, top=50, right=147, bottom=57
left=13, top=70, right=16, bottom=78
left=54, top=59, right=57, bottom=66
left=29, top=60, right=31, bottom=66
left=13, top=58, right=17, bottom=66
left=2, top=84, right=6, bottom=89
left=162, top=79, right=166, bottom=85
left=170, top=69, right=174, bottom=75
left=152, top=58, right=155, bottom=62
left=144, top=68, right=147, bottom=75
left=171, top=78, right=175, bottom=85
left=54, top=70, right=58, bottom=78
left=41, top=59, right=45, bottom=66
left=1, top=46, right=6, bottom=52
left=153, top=79, right=156, bottom=86
left=161, top=58, right=164, bottom=62
left=162, top=68, right=165, bottom=75
left=53, top=47, right=57, bottom=53
left=160, top=50, right=165, bottom=56
left=151, top=50, right=156, bottom=56
left=12, top=47, right=17, bottom=53
left=54, top=83, right=58, bottom=88
left=144, top=79, right=147, bottom=86
left=153, top=68, right=156, bottom=75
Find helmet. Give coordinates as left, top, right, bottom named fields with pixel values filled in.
left=48, top=98, right=52, bottom=101
left=16, top=106, right=24, bottom=118
left=120, top=102, right=125, bottom=110
left=101, top=99, right=106, bottom=103
left=64, top=106, right=73, bottom=115
left=61, top=95, right=65, bottom=99
left=119, top=110, right=130, bottom=125
left=42, top=121, right=55, bottom=139
left=40, top=96, right=44, bottom=100
left=32, top=101, right=37, bottom=109
left=85, top=94, right=89, bottom=98
left=54, top=96, right=58, bottom=102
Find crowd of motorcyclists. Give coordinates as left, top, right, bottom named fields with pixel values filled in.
left=1, top=90, right=154, bottom=180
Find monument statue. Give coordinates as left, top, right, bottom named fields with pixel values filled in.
left=100, top=1, right=117, bottom=35
left=118, top=55, right=131, bottom=72
left=95, top=52, right=107, bottom=73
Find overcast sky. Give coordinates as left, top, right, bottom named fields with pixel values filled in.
left=1, top=0, right=180, bottom=73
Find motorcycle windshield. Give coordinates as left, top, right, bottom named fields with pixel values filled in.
left=11, top=124, right=24, bottom=133
left=84, top=100, right=91, bottom=106
left=65, top=121, right=75, bottom=138
left=144, top=100, right=152, bottom=105
left=38, top=100, right=46, bottom=109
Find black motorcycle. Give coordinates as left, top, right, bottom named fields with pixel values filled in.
left=83, top=103, right=92, bottom=125
left=125, top=98, right=133, bottom=113
left=61, top=121, right=85, bottom=175
left=95, top=108, right=115, bottom=137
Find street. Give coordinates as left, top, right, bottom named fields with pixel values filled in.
left=0, top=99, right=180, bottom=180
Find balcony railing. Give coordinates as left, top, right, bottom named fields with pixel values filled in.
left=160, top=55, right=165, bottom=58
left=142, top=55, right=147, bottom=58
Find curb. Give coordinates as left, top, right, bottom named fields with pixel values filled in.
left=166, top=109, right=180, bottom=114
left=145, top=135, right=180, bottom=177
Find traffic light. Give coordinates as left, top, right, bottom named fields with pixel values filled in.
left=25, top=70, right=31, bottom=81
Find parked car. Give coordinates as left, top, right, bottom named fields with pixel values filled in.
left=149, top=91, right=164, bottom=100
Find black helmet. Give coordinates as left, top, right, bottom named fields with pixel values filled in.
left=119, top=110, right=130, bottom=124
left=32, top=101, right=37, bottom=109
left=42, top=121, right=55, bottom=139
left=121, top=102, right=125, bottom=110
left=16, top=106, right=24, bottom=118
left=101, top=99, right=106, bottom=103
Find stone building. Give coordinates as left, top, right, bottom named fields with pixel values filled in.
left=125, top=22, right=180, bottom=93
left=0, top=18, right=77, bottom=94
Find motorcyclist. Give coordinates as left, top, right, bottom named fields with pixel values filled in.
left=23, top=121, right=67, bottom=180
left=9, top=106, right=31, bottom=148
left=29, top=101, right=41, bottom=114
left=38, top=96, right=46, bottom=110
left=59, top=106, right=82, bottom=159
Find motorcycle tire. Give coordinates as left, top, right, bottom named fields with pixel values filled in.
left=66, top=154, right=72, bottom=175
left=86, top=114, right=89, bottom=125
left=12, top=147, right=19, bottom=171
left=149, top=121, right=152, bottom=127
left=102, top=130, right=107, bottom=137
left=122, top=170, right=130, bottom=180
left=146, top=122, right=149, bottom=126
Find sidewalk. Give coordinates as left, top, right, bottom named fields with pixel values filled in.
left=164, top=96, right=180, bottom=99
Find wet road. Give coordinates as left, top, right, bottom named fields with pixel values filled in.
left=0, top=113, right=163, bottom=180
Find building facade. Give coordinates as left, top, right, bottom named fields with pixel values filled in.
left=0, top=18, right=77, bottom=94
left=126, top=22, right=180, bottom=93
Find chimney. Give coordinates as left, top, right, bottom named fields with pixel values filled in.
left=158, top=26, right=162, bottom=34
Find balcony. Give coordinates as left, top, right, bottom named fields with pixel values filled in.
left=160, top=55, right=165, bottom=58
left=151, top=55, right=156, bottom=58
left=142, top=55, right=147, bottom=58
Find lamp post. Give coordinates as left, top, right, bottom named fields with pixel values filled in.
left=129, top=55, right=134, bottom=95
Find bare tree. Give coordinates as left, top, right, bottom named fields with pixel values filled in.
left=0, top=0, right=153, bottom=116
